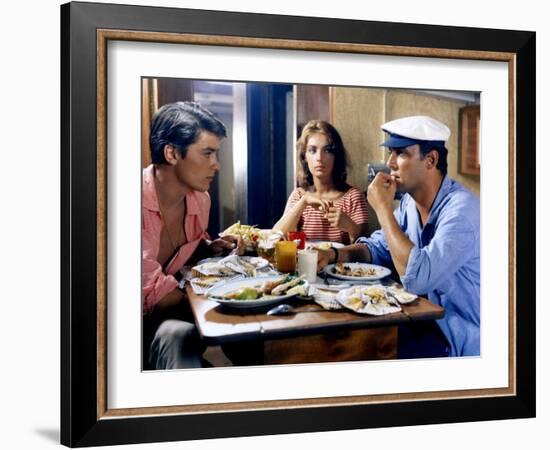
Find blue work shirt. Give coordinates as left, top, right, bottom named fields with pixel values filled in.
left=358, top=176, right=480, bottom=357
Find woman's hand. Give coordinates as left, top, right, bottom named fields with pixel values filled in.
left=325, top=206, right=354, bottom=232
left=208, top=234, right=245, bottom=256
left=301, top=192, right=332, bottom=213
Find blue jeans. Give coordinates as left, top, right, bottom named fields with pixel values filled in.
left=397, top=321, right=450, bottom=359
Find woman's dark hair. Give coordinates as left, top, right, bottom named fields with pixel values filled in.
left=296, top=120, right=350, bottom=191
left=418, top=142, right=448, bottom=175
left=149, top=101, right=227, bottom=164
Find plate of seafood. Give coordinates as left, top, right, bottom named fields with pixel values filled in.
left=323, top=262, right=391, bottom=281
left=207, top=274, right=309, bottom=308
left=335, top=285, right=402, bottom=315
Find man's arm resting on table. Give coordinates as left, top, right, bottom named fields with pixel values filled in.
left=336, top=243, right=372, bottom=263
left=317, top=243, right=372, bottom=270
left=376, top=207, right=413, bottom=276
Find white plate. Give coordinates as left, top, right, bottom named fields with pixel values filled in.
left=197, top=256, right=269, bottom=270
left=207, top=275, right=308, bottom=309
left=335, top=285, right=402, bottom=316
left=189, top=276, right=238, bottom=295
left=306, top=241, right=344, bottom=251
left=324, top=262, right=391, bottom=281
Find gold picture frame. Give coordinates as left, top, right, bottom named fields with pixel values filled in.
left=61, top=2, right=535, bottom=446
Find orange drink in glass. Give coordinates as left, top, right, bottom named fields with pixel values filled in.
left=275, top=241, right=297, bottom=273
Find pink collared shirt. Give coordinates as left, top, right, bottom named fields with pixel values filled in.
left=142, top=165, right=211, bottom=315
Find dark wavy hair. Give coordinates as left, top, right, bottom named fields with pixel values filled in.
left=149, top=101, right=227, bottom=164
left=296, top=120, right=350, bottom=191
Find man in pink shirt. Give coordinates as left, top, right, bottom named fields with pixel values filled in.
left=143, top=101, right=243, bottom=370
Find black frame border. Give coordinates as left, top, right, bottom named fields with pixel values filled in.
left=61, top=1, right=536, bottom=447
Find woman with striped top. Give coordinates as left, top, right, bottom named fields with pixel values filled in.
left=273, top=120, right=369, bottom=244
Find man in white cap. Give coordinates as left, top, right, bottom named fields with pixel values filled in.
left=316, top=115, right=480, bottom=357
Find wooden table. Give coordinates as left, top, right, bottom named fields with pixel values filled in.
left=187, top=282, right=444, bottom=365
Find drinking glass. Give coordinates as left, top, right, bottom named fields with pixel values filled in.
left=275, top=241, right=297, bottom=273
left=297, top=249, right=318, bottom=282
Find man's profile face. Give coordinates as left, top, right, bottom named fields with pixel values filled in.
left=386, top=144, right=429, bottom=193
left=174, top=131, right=221, bottom=192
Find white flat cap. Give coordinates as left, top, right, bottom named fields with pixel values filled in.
left=380, top=115, right=451, bottom=148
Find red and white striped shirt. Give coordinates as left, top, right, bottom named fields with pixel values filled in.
left=284, top=187, right=369, bottom=244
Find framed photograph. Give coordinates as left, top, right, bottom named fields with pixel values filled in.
left=61, top=1, right=535, bottom=447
